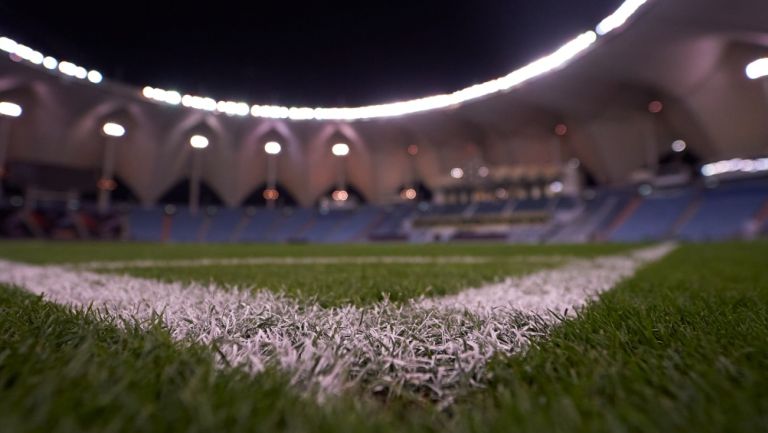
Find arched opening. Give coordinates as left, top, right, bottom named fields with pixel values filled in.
left=158, top=178, right=224, bottom=207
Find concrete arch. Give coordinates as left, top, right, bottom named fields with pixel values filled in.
left=234, top=119, right=305, bottom=206
left=306, top=122, right=375, bottom=205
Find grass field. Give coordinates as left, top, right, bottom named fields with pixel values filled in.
left=0, top=241, right=766, bottom=432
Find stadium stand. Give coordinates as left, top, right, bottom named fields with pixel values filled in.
left=610, top=189, right=694, bottom=242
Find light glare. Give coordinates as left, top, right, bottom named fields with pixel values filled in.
left=596, top=0, right=647, bottom=35
left=746, top=58, right=768, bottom=80
left=102, top=122, right=125, bottom=137
left=190, top=135, right=210, bottom=149
left=42, top=56, right=58, bottom=70
left=0, top=101, right=22, bottom=118
left=264, top=141, right=282, bottom=155
left=87, top=70, right=103, bottom=84
left=332, top=143, right=350, bottom=156
left=671, top=140, right=686, bottom=153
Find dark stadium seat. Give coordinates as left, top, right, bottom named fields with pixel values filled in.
left=128, top=208, right=165, bottom=241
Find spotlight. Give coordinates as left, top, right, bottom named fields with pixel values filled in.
left=746, top=58, right=768, bottom=80
left=671, top=140, right=686, bottom=153
left=332, top=143, right=350, bottom=156
left=264, top=141, right=282, bottom=155
left=102, top=122, right=125, bottom=137
left=0, top=101, right=22, bottom=118
left=87, top=70, right=103, bottom=84
left=332, top=190, right=349, bottom=201
left=190, top=135, right=209, bottom=149
left=263, top=188, right=280, bottom=200
left=450, top=168, right=464, bottom=179
left=401, top=188, right=417, bottom=200
left=648, top=100, right=663, bottom=114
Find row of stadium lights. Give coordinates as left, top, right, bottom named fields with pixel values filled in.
left=1, top=0, right=650, bottom=121
left=3, top=1, right=768, bottom=121
left=1, top=93, right=764, bottom=208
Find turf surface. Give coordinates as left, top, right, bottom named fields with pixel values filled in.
left=0, top=241, right=633, bottom=307
left=1, top=241, right=766, bottom=432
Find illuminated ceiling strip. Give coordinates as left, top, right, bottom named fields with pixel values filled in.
left=746, top=58, right=768, bottom=80
left=701, top=158, right=768, bottom=177
left=0, top=0, right=649, bottom=121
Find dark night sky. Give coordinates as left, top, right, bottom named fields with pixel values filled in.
left=0, top=0, right=619, bottom=106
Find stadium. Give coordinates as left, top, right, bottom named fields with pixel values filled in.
left=0, top=0, right=767, bottom=431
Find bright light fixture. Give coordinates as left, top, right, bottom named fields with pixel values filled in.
left=0, top=101, right=22, bottom=118
left=332, top=190, right=349, bottom=201
left=42, top=56, right=58, bottom=70
left=549, top=181, right=564, bottom=193
left=87, top=70, right=103, bottom=84
left=596, top=0, right=647, bottom=35
left=401, top=188, right=417, bottom=200
left=190, top=135, right=209, bottom=149
left=701, top=157, right=768, bottom=177
left=102, top=122, right=125, bottom=137
left=0, top=0, right=651, bottom=122
left=332, top=143, right=350, bottom=156
left=746, top=58, right=768, bottom=80
left=671, top=139, right=686, bottom=153
left=450, top=168, right=464, bottom=179
left=264, top=141, right=282, bottom=155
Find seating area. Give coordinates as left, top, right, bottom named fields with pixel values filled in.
left=678, top=181, right=768, bottom=241
left=2, top=177, right=767, bottom=244
left=610, top=189, right=694, bottom=242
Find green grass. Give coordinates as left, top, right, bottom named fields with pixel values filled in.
left=1, top=242, right=767, bottom=432
left=0, top=286, right=440, bottom=433
left=110, top=261, right=554, bottom=307
left=0, top=241, right=635, bottom=264
left=0, top=241, right=633, bottom=307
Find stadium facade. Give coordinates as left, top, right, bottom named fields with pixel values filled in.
left=0, top=0, right=767, bottom=242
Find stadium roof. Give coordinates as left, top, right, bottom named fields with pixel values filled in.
left=1, top=0, right=767, bottom=205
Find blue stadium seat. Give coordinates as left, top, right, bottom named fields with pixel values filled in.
left=204, top=208, right=244, bottom=242
left=611, top=190, right=693, bottom=242
left=128, top=208, right=164, bottom=241
left=169, top=207, right=205, bottom=242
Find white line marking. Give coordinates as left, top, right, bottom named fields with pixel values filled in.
left=0, top=243, right=675, bottom=402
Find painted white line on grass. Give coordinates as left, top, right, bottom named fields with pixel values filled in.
left=0, top=243, right=675, bottom=402
left=73, top=255, right=566, bottom=270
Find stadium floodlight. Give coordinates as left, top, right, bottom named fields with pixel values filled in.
left=190, top=134, right=209, bottom=149
left=58, top=61, right=78, bottom=77
left=102, top=122, right=125, bottom=137
left=746, top=58, right=768, bottom=80
left=74, top=66, right=88, bottom=80
left=401, top=188, right=417, bottom=200
left=264, top=141, right=282, bottom=155
left=0, top=102, right=22, bottom=118
left=596, top=0, right=647, bottom=35
left=87, top=70, right=103, bottom=84
left=701, top=158, right=768, bottom=177
left=332, top=143, right=350, bottom=157
left=42, top=56, right=58, bottom=70
left=0, top=37, right=17, bottom=53
left=331, top=190, right=349, bottom=201
left=671, top=140, right=686, bottom=153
